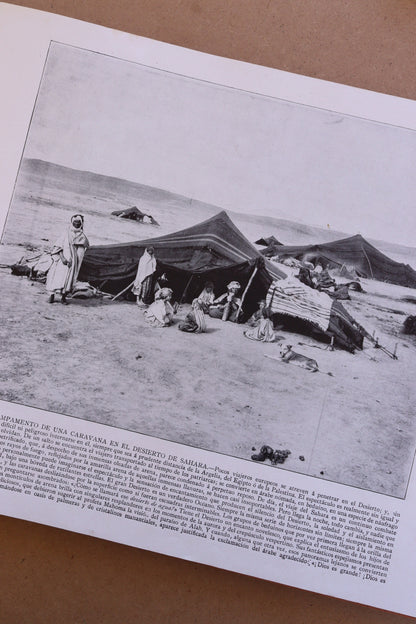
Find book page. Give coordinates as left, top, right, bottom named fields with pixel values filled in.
left=1, top=3, right=415, bottom=616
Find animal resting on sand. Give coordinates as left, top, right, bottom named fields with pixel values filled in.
left=279, top=344, right=319, bottom=372
left=264, top=345, right=334, bottom=376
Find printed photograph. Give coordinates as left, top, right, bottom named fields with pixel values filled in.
left=1, top=42, right=416, bottom=497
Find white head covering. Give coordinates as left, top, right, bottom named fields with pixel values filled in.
left=69, top=214, right=89, bottom=247
left=155, top=287, right=173, bottom=301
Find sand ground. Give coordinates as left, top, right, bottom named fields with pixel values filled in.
left=1, top=169, right=416, bottom=498
left=1, top=242, right=415, bottom=498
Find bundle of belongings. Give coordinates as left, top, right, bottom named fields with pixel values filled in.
left=9, top=252, right=53, bottom=281
left=8, top=253, right=107, bottom=300
left=111, top=207, right=159, bottom=225
left=266, top=277, right=367, bottom=352
left=295, top=265, right=360, bottom=300
left=70, top=282, right=107, bottom=299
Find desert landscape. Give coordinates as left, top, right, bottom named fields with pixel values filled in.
left=1, top=158, right=416, bottom=498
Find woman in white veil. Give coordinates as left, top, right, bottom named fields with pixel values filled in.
left=132, top=246, right=157, bottom=307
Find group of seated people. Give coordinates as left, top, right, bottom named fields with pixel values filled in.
left=131, top=244, right=277, bottom=337
left=132, top=245, right=273, bottom=332
left=295, top=263, right=351, bottom=300
left=295, top=263, right=335, bottom=291
left=132, top=267, right=278, bottom=343
left=141, top=279, right=245, bottom=332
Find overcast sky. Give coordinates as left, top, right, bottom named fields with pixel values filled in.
left=24, top=43, right=416, bottom=247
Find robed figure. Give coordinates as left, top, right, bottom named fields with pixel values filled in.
left=132, top=246, right=157, bottom=306
left=46, top=214, right=89, bottom=304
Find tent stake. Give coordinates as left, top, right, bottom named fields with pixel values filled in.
left=111, top=279, right=135, bottom=301
left=370, top=336, right=398, bottom=360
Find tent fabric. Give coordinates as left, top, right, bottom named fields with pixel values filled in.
left=262, top=234, right=416, bottom=288
left=328, top=300, right=365, bottom=352
left=79, top=211, right=286, bottom=315
left=265, top=279, right=366, bottom=352
left=266, top=278, right=332, bottom=332
left=255, top=235, right=283, bottom=247
left=111, top=207, right=145, bottom=218
left=111, top=207, right=159, bottom=225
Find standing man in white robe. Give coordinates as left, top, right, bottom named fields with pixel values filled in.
left=46, top=214, right=89, bottom=304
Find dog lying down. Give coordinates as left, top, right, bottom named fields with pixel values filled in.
left=265, top=344, right=333, bottom=376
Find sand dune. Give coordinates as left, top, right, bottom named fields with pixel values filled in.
left=3, top=159, right=416, bottom=268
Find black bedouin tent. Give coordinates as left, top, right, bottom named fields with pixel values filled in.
left=79, top=211, right=286, bottom=317
left=111, top=206, right=146, bottom=219
left=111, top=206, right=159, bottom=225
left=262, top=234, right=416, bottom=288
left=265, top=278, right=368, bottom=352
left=255, top=235, right=283, bottom=247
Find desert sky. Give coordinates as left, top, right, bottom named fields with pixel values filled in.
left=24, top=42, right=416, bottom=246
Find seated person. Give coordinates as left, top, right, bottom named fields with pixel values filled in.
left=312, top=265, right=336, bottom=291
left=196, top=281, right=215, bottom=313
left=178, top=299, right=207, bottom=333
left=295, top=266, right=315, bottom=289
left=154, top=272, right=170, bottom=292
left=244, top=303, right=276, bottom=342
left=143, top=287, right=175, bottom=327
left=246, top=300, right=266, bottom=327
left=208, top=281, right=242, bottom=322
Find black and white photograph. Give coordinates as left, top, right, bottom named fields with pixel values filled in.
left=1, top=40, right=416, bottom=499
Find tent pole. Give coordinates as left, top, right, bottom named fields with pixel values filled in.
left=361, top=245, right=374, bottom=279
left=268, top=285, right=277, bottom=309
left=111, top=279, right=135, bottom=301
left=237, top=266, right=258, bottom=318
left=179, top=274, right=194, bottom=307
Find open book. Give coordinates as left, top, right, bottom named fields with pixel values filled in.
left=1, top=3, right=415, bottom=616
